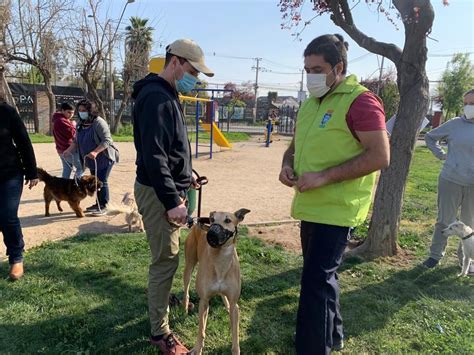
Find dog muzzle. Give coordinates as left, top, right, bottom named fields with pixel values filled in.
left=206, top=224, right=236, bottom=248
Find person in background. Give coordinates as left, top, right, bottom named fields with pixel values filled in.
left=52, top=102, right=83, bottom=179
left=132, top=38, right=213, bottom=354
left=0, top=99, right=39, bottom=280
left=63, top=99, right=119, bottom=216
left=422, top=89, right=474, bottom=275
left=279, top=34, right=390, bottom=354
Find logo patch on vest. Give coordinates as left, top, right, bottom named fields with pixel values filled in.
left=319, top=110, right=333, bottom=128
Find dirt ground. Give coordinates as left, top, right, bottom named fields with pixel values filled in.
left=0, top=135, right=302, bottom=262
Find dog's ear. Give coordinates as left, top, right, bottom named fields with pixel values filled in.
left=209, top=211, right=216, bottom=220
left=234, top=208, right=251, bottom=222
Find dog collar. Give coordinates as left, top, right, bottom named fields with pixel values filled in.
left=462, top=232, right=474, bottom=240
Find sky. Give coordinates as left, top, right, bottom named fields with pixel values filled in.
left=104, top=0, right=473, bottom=98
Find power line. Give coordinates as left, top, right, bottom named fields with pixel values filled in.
left=349, top=53, right=374, bottom=63
left=206, top=52, right=254, bottom=60
left=261, top=68, right=301, bottom=75
left=428, top=52, right=473, bottom=57
left=261, top=58, right=300, bottom=70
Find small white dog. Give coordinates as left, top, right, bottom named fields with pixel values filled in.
left=106, top=192, right=144, bottom=232
left=121, top=192, right=144, bottom=232
left=442, top=221, right=474, bottom=277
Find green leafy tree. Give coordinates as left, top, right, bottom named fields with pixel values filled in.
left=435, top=53, right=473, bottom=120
left=361, top=71, right=400, bottom=120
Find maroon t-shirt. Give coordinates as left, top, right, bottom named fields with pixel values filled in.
left=346, top=91, right=386, bottom=140
left=52, top=112, right=76, bottom=153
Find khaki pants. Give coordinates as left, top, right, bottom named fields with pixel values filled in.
left=429, top=176, right=474, bottom=271
left=135, top=181, right=181, bottom=336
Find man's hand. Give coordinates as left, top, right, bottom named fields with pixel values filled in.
left=295, top=171, right=330, bottom=192
left=191, top=171, right=201, bottom=189
left=167, top=202, right=188, bottom=225
left=25, top=178, right=39, bottom=190
left=279, top=166, right=297, bottom=187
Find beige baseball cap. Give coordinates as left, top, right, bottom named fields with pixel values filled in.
left=166, top=39, right=214, bottom=77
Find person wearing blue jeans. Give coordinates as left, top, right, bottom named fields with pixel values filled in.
left=0, top=101, right=39, bottom=280
left=60, top=151, right=83, bottom=179
left=279, top=34, right=389, bottom=354
left=52, top=102, right=84, bottom=179
left=63, top=99, right=119, bottom=216
left=297, top=222, right=350, bottom=353
left=90, top=159, right=114, bottom=210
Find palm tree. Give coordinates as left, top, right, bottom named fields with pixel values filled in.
left=124, top=16, right=153, bottom=82
left=113, top=17, right=153, bottom=133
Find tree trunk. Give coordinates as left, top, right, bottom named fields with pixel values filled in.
left=350, top=3, right=432, bottom=259
left=43, top=74, right=56, bottom=134
left=113, top=94, right=130, bottom=134
left=82, top=73, right=107, bottom=120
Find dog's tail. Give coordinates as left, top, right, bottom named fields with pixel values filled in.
left=37, top=168, right=52, bottom=183
left=103, top=204, right=131, bottom=216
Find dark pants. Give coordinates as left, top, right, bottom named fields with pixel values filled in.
left=0, top=175, right=25, bottom=264
left=295, top=221, right=350, bottom=355
left=91, top=160, right=114, bottom=207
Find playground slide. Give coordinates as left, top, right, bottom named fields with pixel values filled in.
left=200, top=122, right=232, bottom=148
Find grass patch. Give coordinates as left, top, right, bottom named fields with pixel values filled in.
left=0, top=233, right=301, bottom=354
left=29, top=133, right=54, bottom=144
left=188, top=131, right=250, bottom=143
left=1, top=146, right=472, bottom=353
left=30, top=129, right=250, bottom=144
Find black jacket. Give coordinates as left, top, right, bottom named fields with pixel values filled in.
left=132, top=74, right=192, bottom=211
left=0, top=102, right=37, bottom=182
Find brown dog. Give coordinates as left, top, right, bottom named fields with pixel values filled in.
left=37, top=168, right=102, bottom=218
left=183, top=208, right=250, bottom=355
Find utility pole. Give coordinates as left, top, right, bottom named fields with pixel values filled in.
left=297, top=69, right=306, bottom=106
left=252, top=57, right=262, bottom=124
left=376, top=56, right=385, bottom=96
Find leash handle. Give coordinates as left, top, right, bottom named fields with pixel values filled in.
left=192, top=169, right=208, bottom=190
left=191, top=169, right=209, bottom=221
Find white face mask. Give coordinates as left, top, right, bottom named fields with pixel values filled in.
left=306, top=68, right=336, bottom=98
left=464, top=104, right=474, bottom=120
left=78, top=111, right=89, bottom=120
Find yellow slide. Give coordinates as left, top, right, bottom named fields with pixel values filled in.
left=200, top=122, right=232, bottom=148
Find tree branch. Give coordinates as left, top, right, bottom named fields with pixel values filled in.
left=329, top=0, right=402, bottom=64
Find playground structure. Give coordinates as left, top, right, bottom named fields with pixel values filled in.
left=148, top=57, right=232, bottom=159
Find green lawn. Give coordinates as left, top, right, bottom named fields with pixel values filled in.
left=29, top=131, right=250, bottom=144
left=0, top=147, right=473, bottom=354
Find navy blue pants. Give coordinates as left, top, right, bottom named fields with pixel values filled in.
left=295, top=221, right=350, bottom=355
left=90, top=160, right=114, bottom=207
left=0, top=175, right=25, bottom=264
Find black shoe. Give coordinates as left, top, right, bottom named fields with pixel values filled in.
left=90, top=206, right=107, bottom=216
left=332, top=339, right=344, bottom=351
left=86, top=204, right=99, bottom=212
left=422, top=257, right=439, bottom=268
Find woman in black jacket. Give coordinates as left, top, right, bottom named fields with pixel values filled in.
left=0, top=100, right=38, bottom=280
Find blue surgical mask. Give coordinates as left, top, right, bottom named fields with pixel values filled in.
left=78, top=112, right=89, bottom=120
left=175, top=72, right=198, bottom=94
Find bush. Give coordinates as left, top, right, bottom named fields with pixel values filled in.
left=116, top=123, right=133, bottom=136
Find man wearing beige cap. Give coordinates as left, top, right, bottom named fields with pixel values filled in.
left=132, top=38, right=214, bottom=354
